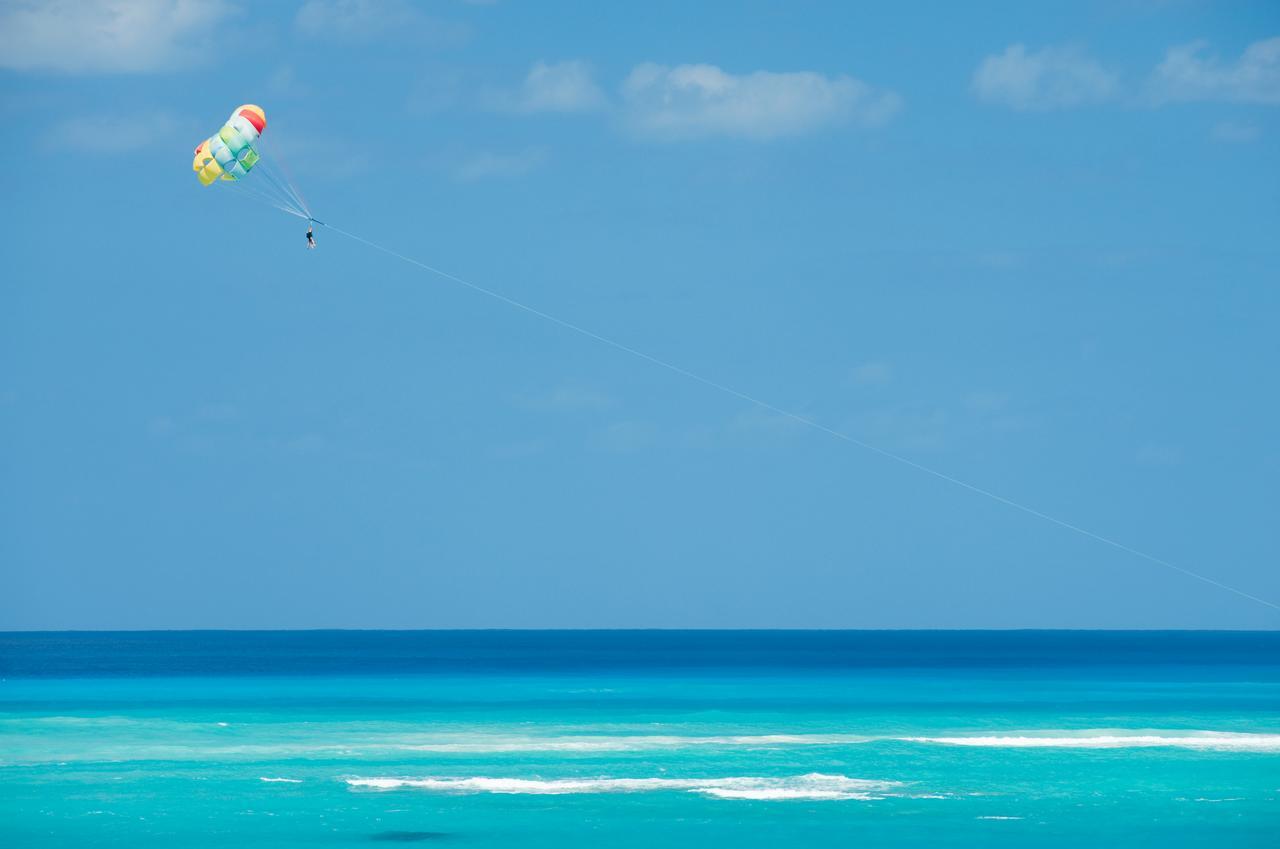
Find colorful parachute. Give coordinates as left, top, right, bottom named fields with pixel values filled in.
left=192, top=104, right=313, bottom=222
left=192, top=105, right=267, bottom=186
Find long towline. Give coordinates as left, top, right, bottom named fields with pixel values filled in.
left=318, top=220, right=1277, bottom=613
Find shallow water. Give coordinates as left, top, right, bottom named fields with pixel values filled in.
left=2, top=631, right=1277, bottom=847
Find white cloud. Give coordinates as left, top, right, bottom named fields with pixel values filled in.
left=147, top=416, right=175, bottom=437
left=518, top=385, right=616, bottom=411
left=974, top=250, right=1024, bottom=270
left=267, top=65, right=309, bottom=98
left=295, top=0, right=403, bottom=38
left=620, top=63, right=900, bottom=141
left=851, top=362, right=893, bottom=385
left=453, top=147, right=547, bottom=181
left=962, top=391, right=1025, bottom=434
left=144, top=402, right=241, bottom=442
left=972, top=44, right=1118, bottom=110
left=510, top=60, right=605, bottom=113
left=407, top=68, right=465, bottom=114
left=592, top=420, right=656, bottom=453
left=269, top=132, right=371, bottom=180
left=0, top=0, right=236, bottom=73
left=963, top=391, right=1009, bottom=413
left=729, top=407, right=807, bottom=438
left=851, top=405, right=948, bottom=453
left=195, top=402, right=240, bottom=422
left=1149, top=37, right=1280, bottom=105
left=294, top=0, right=464, bottom=44
left=46, top=113, right=179, bottom=154
left=488, top=438, right=546, bottom=460
left=1211, top=120, right=1260, bottom=143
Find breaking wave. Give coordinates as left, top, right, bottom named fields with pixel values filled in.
left=403, top=734, right=870, bottom=753
left=346, top=773, right=910, bottom=801
left=900, top=731, right=1280, bottom=752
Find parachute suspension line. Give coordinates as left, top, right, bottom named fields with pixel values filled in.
left=230, top=177, right=308, bottom=219
left=248, top=134, right=311, bottom=219
left=255, top=137, right=309, bottom=216
left=229, top=159, right=303, bottom=214
left=254, top=160, right=309, bottom=219
left=226, top=180, right=291, bottom=215
left=267, top=144, right=312, bottom=220
left=269, top=167, right=308, bottom=219
left=316, top=220, right=1279, bottom=614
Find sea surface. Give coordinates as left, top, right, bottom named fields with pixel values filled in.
left=1, top=630, right=1277, bottom=848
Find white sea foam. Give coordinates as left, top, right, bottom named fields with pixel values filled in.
left=259, top=777, right=302, bottom=783
left=900, top=731, right=1280, bottom=752
left=346, top=773, right=906, bottom=801
left=403, top=734, right=870, bottom=753
left=697, top=787, right=869, bottom=801
left=977, top=816, right=1023, bottom=820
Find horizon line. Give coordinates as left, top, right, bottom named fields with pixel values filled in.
left=3, top=626, right=1279, bottom=634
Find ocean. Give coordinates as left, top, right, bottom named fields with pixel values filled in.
left=1, top=631, right=1277, bottom=847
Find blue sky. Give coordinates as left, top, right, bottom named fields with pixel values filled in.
left=2, top=0, right=1278, bottom=629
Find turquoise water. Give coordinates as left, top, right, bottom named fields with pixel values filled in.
left=1, top=632, right=1278, bottom=847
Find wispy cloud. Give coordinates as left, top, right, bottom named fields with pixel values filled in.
left=1136, top=442, right=1183, bottom=466
left=407, top=68, right=466, bottom=114
left=46, top=113, right=180, bottom=154
left=851, top=404, right=949, bottom=453
left=465, top=59, right=898, bottom=140
left=729, top=407, right=808, bottom=438
left=851, top=362, right=893, bottom=386
left=146, top=401, right=243, bottom=447
left=0, top=0, right=236, bottom=73
left=1149, top=37, right=1280, bottom=105
left=294, top=0, right=465, bottom=45
left=592, top=420, right=656, bottom=453
left=453, top=147, right=548, bottom=181
left=963, top=392, right=1026, bottom=433
left=963, top=392, right=1009, bottom=414
left=1211, top=120, right=1260, bottom=143
left=975, top=37, right=1280, bottom=111
left=267, top=132, right=371, bottom=180
left=620, top=63, right=900, bottom=141
left=517, top=385, right=617, bottom=412
left=285, top=433, right=327, bottom=455
left=504, top=60, right=606, bottom=113
left=972, top=44, right=1118, bottom=110
left=488, top=438, right=547, bottom=460
left=267, top=65, right=309, bottom=98
left=973, top=250, right=1025, bottom=270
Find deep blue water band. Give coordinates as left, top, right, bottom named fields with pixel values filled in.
left=4, top=630, right=1279, bottom=677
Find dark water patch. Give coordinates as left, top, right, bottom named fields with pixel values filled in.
left=3, top=631, right=1278, bottom=678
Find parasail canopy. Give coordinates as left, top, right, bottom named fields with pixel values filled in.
left=193, top=105, right=267, bottom=186
left=191, top=104, right=312, bottom=221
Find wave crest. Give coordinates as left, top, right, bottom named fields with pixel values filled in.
left=405, top=734, right=870, bottom=753
left=346, top=773, right=907, bottom=801
left=901, top=731, right=1280, bottom=752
